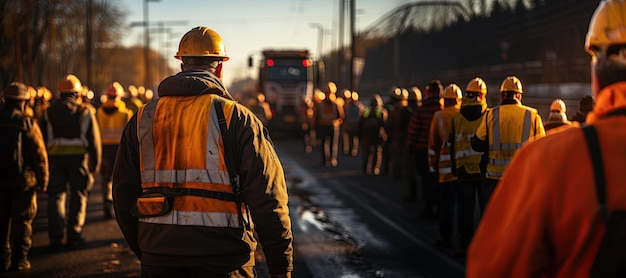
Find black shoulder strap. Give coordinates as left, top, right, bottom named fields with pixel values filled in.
left=214, top=101, right=238, bottom=184
left=213, top=100, right=251, bottom=230
left=582, top=125, right=609, bottom=221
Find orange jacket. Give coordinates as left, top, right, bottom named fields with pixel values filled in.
left=467, top=82, right=626, bottom=277
left=428, top=105, right=459, bottom=182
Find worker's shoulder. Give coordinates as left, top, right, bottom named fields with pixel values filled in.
left=521, top=104, right=539, bottom=114
left=520, top=126, right=584, bottom=158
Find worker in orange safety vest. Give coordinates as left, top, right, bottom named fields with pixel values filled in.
left=428, top=84, right=461, bottom=250
left=112, top=26, right=293, bottom=278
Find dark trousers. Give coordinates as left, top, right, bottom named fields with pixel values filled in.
left=477, top=178, right=499, bottom=215
left=456, top=179, right=483, bottom=250
left=47, top=155, right=94, bottom=242
left=360, top=142, right=383, bottom=175
left=0, top=187, right=37, bottom=271
left=141, top=264, right=255, bottom=278
left=414, top=151, right=438, bottom=217
left=438, top=180, right=457, bottom=241
left=101, top=145, right=119, bottom=212
left=317, top=125, right=339, bottom=166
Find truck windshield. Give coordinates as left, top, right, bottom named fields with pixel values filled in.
left=267, top=65, right=307, bottom=82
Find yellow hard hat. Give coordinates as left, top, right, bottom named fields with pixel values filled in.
left=324, top=82, right=337, bottom=95
left=408, top=86, right=422, bottom=102
left=500, top=76, right=523, bottom=94
left=3, top=82, right=30, bottom=100
left=443, top=84, right=462, bottom=99
left=175, top=26, right=229, bottom=61
left=466, top=77, right=487, bottom=94
left=58, top=74, right=83, bottom=93
left=550, top=99, right=567, bottom=113
left=351, top=91, right=359, bottom=101
left=401, top=88, right=409, bottom=100
left=37, top=86, right=52, bottom=101
left=585, top=0, right=626, bottom=56
left=390, top=86, right=403, bottom=100
left=27, top=86, right=37, bottom=99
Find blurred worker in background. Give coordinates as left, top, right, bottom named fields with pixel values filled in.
left=342, top=90, right=363, bottom=157
left=470, top=76, right=545, bottom=210
left=33, top=86, right=52, bottom=121
left=78, top=86, right=96, bottom=114
left=247, top=92, right=272, bottom=125
left=449, top=77, right=489, bottom=258
left=468, top=1, right=626, bottom=276
left=407, top=80, right=443, bottom=219
left=359, top=93, right=387, bottom=175
left=429, top=84, right=462, bottom=250
left=0, top=82, right=49, bottom=272
left=570, top=94, right=595, bottom=124
left=544, top=98, right=576, bottom=135
left=382, top=86, right=407, bottom=176
left=95, top=82, right=132, bottom=220
left=124, top=85, right=144, bottom=114
left=24, top=86, right=36, bottom=118
left=391, top=87, right=421, bottom=181
left=113, top=26, right=293, bottom=278
left=303, top=89, right=323, bottom=153
left=313, top=81, right=344, bottom=167
left=40, top=74, right=101, bottom=249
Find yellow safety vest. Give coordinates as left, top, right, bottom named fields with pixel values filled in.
left=475, top=104, right=545, bottom=179
left=136, top=94, right=246, bottom=228
left=96, top=100, right=132, bottom=145
left=451, top=110, right=485, bottom=175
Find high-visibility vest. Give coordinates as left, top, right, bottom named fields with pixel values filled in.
left=96, top=100, right=132, bottom=145
left=482, top=105, right=544, bottom=179
left=451, top=109, right=485, bottom=175
left=44, top=106, right=91, bottom=155
left=362, top=107, right=383, bottom=119
left=429, top=106, right=459, bottom=183
left=136, top=94, right=246, bottom=228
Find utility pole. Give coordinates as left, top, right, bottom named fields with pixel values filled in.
left=349, top=0, right=355, bottom=90
left=143, top=0, right=162, bottom=90
left=86, top=0, right=93, bottom=87
left=338, top=0, right=344, bottom=88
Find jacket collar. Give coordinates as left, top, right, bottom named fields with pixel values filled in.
left=586, top=82, right=626, bottom=123
left=157, top=70, right=234, bottom=100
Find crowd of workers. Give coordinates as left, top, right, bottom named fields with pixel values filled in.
left=296, top=1, right=626, bottom=276
left=0, top=75, right=149, bottom=272
left=2, top=0, right=626, bottom=276
left=2, top=25, right=294, bottom=278
left=301, top=74, right=596, bottom=257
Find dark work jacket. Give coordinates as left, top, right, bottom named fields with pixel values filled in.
left=40, top=94, right=101, bottom=173
left=0, top=104, right=49, bottom=190
left=112, top=70, right=293, bottom=274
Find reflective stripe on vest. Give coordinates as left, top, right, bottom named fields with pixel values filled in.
left=487, top=106, right=531, bottom=179
left=137, top=95, right=243, bottom=228
left=491, top=107, right=531, bottom=150
left=44, top=108, right=90, bottom=155
left=437, top=112, right=452, bottom=174
left=434, top=111, right=454, bottom=181
left=97, top=108, right=129, bottom=145
left=452, top=112, right=485, bottom=175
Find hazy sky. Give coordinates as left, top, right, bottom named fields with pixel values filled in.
left=119, top=0, right=412, bottom=87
